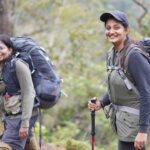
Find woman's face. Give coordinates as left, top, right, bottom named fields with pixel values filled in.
left=0, top=41, right=12, bottom=62
left=105, top=19, right=129, bottom=48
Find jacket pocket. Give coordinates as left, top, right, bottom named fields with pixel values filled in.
left=116, top=111, right=139, bottom=141
left=4, top=95, right=21, bottom=115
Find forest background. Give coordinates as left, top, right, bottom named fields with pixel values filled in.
left=1, top=0, right=150, bottom=150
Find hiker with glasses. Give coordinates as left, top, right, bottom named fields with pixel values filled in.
left=88, top=10, right=150, bottom=150
left=0, top=34, right=39, bottom=150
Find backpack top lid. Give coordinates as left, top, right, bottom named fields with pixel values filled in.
left=139, top=37, right=150, bottom=54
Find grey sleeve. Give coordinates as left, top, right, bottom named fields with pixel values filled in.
left=100, top=91, right=111, bottom=107
left=15, top=60, right=35, bottom=128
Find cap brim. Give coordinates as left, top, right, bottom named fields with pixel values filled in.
left=100, top=13, right=114, bottom=22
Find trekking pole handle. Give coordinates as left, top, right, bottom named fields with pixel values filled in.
left=91, top=99, right=96, bottom=136
left=91, top=98, right=97, bottom=112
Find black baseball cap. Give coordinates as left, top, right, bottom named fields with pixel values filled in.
left=100, top=10, right=129, bottom=27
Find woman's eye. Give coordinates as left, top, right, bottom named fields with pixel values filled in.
left=105, top=26, right=120, bottom=30
left=105, top=27, right=111, bottom=30
left=114, top=26, right=120, bottom=30
left=0, top=46, right=5, bottom=51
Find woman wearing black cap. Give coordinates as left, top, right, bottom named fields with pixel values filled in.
left=88, top=10, right=150, bottom=150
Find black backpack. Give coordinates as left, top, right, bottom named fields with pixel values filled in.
left=10, top=36, right=61, bottom=109
left=139, top=37, right=150, bottom=54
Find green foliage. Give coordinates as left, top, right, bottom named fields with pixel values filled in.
left=58, top=108, right=75, bottom=121
left=65, top=139, right=90, bottom=150
left=34, top=121, right=49, bottom=142
left=49, top=121, right=80, bottom=142
left=34, top=122, right=48, bottom=135
left=142, top=15, right=150, bottom=36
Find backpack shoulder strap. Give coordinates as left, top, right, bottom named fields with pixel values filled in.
left=106, top=46, right=115, bottom=68
left=15, top=52, right=35, bottom=73
left=123, top=43, right=149, bottom=73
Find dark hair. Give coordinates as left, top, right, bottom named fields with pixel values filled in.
left=0, top=34, right=14, bottom=50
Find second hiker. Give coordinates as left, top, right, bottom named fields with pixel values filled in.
left=88, top=10, right=150, bottom=150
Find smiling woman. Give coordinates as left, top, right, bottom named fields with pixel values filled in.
left=101, top=10, right=129, bottom=52
left=0, top=41, right=12, bottom=61
left=88, top=10, right=150, bottom=150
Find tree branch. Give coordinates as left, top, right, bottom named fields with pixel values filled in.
left=132, top=0, right=148, bottom=28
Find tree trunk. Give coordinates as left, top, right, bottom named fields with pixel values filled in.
left=0, top=0, right=15, bottom=36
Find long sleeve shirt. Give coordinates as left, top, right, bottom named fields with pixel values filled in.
left=101, top=50, right=150, bottom=133
left=15, top=59, right=36, bottom=128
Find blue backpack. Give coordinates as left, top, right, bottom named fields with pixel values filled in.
left=9, top=36, right=61, bottom=109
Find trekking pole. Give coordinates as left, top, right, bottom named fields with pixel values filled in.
left=91, top=99, right=96, bottom=150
